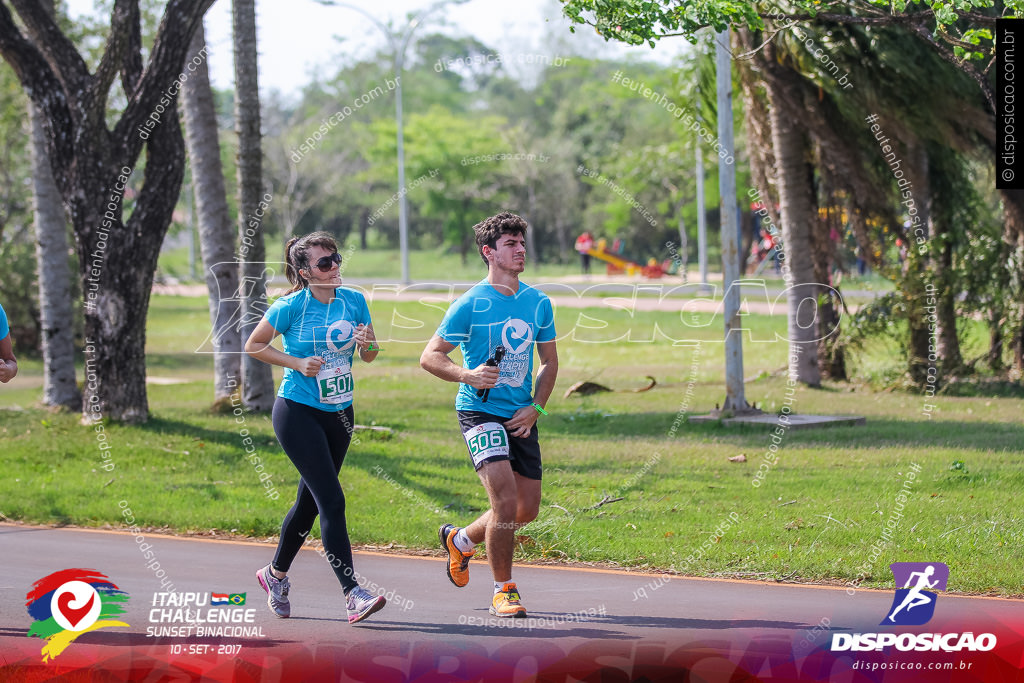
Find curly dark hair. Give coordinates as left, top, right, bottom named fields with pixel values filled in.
left=472, top=211, right=528, bottom=266
left=284, top=231, right=338, bottom=293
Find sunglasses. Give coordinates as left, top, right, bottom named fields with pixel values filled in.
left=312, top=252, right=342, bottom=272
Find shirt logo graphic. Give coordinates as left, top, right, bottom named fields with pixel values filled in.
left=326, top=319, right=355, bottom=353
left=501, top=319, right=533, bottom=355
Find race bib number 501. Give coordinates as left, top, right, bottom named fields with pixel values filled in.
left=463, top=422, right=509, bottom=467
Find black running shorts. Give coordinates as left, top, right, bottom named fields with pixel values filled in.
left=456, top=410, right=542, bottom=480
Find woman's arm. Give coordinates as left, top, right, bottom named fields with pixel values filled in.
left=245, top=318, right=323, bottom=377
left=0, top=333, right=17, bottom=383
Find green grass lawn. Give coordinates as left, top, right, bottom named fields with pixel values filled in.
left=1, top=296, right=1020, bottom=596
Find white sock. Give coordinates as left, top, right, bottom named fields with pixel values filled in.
left=453, top=528, right=476, bottom=553
left=494, top=581, right=506, bottom=594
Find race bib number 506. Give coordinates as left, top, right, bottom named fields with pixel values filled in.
left=463, top=422, right=509, bottom=467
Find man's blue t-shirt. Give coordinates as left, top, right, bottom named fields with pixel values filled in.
left=0, top=303, right=8, bottom=340
left=264, top=287, right=371, bottom=412
left=436, top=279, right=556, bottom=418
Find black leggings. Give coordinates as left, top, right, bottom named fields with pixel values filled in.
left=271, top=397, right=358, bottom=593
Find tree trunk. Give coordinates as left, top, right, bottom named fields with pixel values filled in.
left=809, top=172, right=846, bottom=381
left=525, top=182, right=538, bottom=264
left=761, top=45, right=821, bottom=387
left=181, top=21, right=241, bottom=403
left=30, top=87, right=80, bottom=407
left=932, top=232, right=961, bottom=372
left=902, top=145, right=932, bottom=386
left=233, top=0, right=274, bottom=410
left=359, top=206, right=369, bottom=250
left=999, top=188, right=1024, bottom=371
left=0, top=0, right=215, bottom=423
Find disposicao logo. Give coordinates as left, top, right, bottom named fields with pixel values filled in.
left=883, top=562, right=948, bottom=626
left=831, top=562, right=996, bottom=653
left=25, top=569, right=130, bottom=661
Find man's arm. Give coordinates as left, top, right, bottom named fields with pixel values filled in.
left=0, top=333, right=17, bottom=383
left=504, top=339, right=558, bottom=438
left=531, top=340, right=558, bottom=409
left=420, top=334, right=498, bottom=389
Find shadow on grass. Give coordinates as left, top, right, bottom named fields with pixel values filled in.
left=940, top=379, right=1024, bottom=398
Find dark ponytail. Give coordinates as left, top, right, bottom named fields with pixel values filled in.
left=284, top=231, right=339, bottom=294
left=284, top=236, right=306, bottom=293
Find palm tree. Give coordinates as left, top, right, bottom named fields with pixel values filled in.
left=752, top=34, right=822, bottom=386
left=27, top=0, right=79, bottom=409
left=181, top=20, right=242, bottom=404
left=232, top=0, right=273, bottom=411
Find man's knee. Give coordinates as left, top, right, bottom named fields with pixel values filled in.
left=490, top=495, right=518, bottom=521
left=516, top=505, right=539, bottom=525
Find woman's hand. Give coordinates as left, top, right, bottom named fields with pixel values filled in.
left=353, top=324, right=376, bottom=352
left=294, top=356, right=325, bottom=377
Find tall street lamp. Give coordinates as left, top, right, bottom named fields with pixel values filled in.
left=323, top=0, right=469, bottom=284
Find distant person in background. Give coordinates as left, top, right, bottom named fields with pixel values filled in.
left=0, top=302, right=17, bottom=383
left=574, top=231, right=594, bottom=274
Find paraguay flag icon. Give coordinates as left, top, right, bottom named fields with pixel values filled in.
left=25, top=569, right=130, bottom=662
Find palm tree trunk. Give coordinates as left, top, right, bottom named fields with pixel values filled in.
left=181, top=21, right=241, bottom=403
left=29, top=0, right=80, bottom=409
left=233, top=0, right=274, bottom=410
left=761, top=45, right=821, bottom=387
left=31, top=105, right=80, bottom=408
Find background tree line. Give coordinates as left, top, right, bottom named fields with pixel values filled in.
left=0, top=0, right=1017, bottom=424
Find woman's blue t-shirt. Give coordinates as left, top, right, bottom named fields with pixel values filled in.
left=264, top=287, right=371, bottom=412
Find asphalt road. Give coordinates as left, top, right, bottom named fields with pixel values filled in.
left=3, top=524, right=1021, bottom=681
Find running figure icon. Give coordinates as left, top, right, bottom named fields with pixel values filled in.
left=887, top=565, right=939, bottom=622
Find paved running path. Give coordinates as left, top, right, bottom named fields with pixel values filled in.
left=2, top=525, right=1021, bottom=681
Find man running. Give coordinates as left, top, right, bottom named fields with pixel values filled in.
left=420, top=211, right=558, bottom=618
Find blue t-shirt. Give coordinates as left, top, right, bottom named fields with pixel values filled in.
left=264, top=287, right=371, bottom=411
left=0, top=303, right=8, bottom=340
left=436, top=279, right=556, bottom=418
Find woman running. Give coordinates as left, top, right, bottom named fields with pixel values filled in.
left=245, top=231, right=385, bottom=624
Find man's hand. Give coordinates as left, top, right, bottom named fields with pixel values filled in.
left=504, top=405, right=538, bottom=438
left=0, top=360, right=15, bottom=383
left=295, top=356, right=325, bottom=377
left=462, top=362, right=499, bottom=390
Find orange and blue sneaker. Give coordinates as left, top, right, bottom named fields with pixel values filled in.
left=490, top=582, right=527, bottom=618
left=439, top=523, right=474, bottom=588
